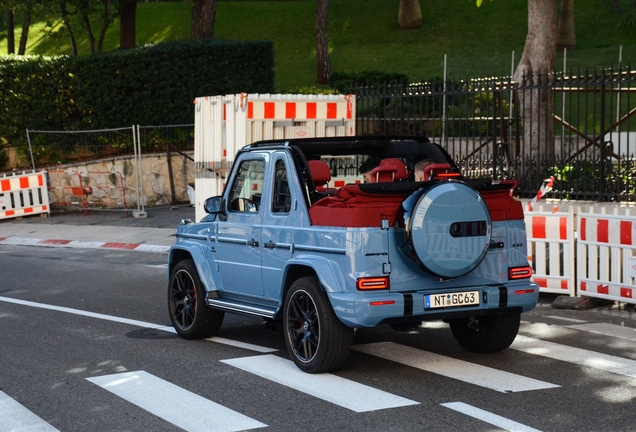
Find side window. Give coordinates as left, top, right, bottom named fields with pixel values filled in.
left=272, top=159, right=291, bottom=214
left=228, top=159, right=265, bottom=213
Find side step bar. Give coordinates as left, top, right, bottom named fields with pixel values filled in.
left=206, top=298, right=277, bottom=319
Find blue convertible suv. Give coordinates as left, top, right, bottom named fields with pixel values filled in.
left=168, top=136, right=538, bottom=373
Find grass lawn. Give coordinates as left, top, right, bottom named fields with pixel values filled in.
left=1, top=0, right=634, bottom=91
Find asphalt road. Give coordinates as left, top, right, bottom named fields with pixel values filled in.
left=2, top=246, right=636, bottom=431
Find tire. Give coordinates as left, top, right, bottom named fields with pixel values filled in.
left=168, top=259, right=224, bottom=339
left=283, top=276, right=353, bottom=373
left=448, top=312, right=520, bottom=353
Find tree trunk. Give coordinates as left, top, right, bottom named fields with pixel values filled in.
left=97, top=0, right=114, bottom=54
left=81, top=11, right=96, bottom=55
left=557, top=0, right=576, bottom=50
left=7, top=8, right=15, bottom=54
left=61, top=0, right=78, bottom=57
left=17, top=3, right=33, bottom=55
left=315, top=0, right=330, bottom=85
left=398, top=0, right=422, bottom=29
left=191, top=0, right=218, bottom=40
left=513, top=0, right=558, bottom=178
left=119, top=0, right=137, bottom=49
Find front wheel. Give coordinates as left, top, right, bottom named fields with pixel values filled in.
left=448, top=312, right=520, bottom=353
left=168, top=259, right=224, bottom=339
left=283, top=277, right=353, bottom=373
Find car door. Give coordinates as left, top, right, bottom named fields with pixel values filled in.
left=261, top=154, right=297, bottom=301
left=213, top=154, right=267, bottom=298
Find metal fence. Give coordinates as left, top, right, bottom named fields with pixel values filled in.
left=353, top=66, right=636, bottom=201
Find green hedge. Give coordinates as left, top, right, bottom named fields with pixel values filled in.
left=0, top=39, right=275, bottom=147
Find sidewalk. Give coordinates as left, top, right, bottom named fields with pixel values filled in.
left=0, top=205, right=195, bottom=254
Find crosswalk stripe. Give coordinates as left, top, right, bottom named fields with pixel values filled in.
left=221, top=354, right=419, bottom=412
left=544, top=315, right=587, bottom=323
left=352, top=342, right=559, bottom=393
left=512, top=335, right=636, bottom=379
left=566, top=322, right=636, bottom=342
left=86, top=371, right=267, bottom=432
left=441, top=402, right=542, bottom=432
left=0, top=391, right=59, bottom=432
left=206, top=336, right=278, bottom=353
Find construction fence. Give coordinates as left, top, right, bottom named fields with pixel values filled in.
left=524, top=200, right=636, bottom=305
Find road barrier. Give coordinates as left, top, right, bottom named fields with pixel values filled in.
left=0, top=171, right=50, bottom=220
left=577, top=207, right=636, bottom=303
left=193, top=93, right=355, bottom=221
left=525, top=205, right=576, bottom=296
left=525, top=200, right=636, bottom=305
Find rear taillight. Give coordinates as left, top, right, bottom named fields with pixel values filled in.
left=509, top=266, right=533, bottom=279
left=356, top=277, right=390, bottom=290
left=433, top=171, right=462, bottom=180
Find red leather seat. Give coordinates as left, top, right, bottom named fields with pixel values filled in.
left=308, top=160, right=332, bottom=188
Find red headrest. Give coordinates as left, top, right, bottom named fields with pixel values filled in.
left=308, top=160, right=332, bottom=187
left=369, top=165, right=398, bottom=183
left=379, top=158, right=407, bottom=181
left=422, top=163, right=453, bottom=181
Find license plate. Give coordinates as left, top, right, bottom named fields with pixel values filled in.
left=425, top=291, right=480, bottom=309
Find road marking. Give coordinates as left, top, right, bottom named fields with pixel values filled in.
left=206, top=336, right=278, bottom=353
left=147, top=264, right=169, bottom=269
left=0, top=390, right=60, bottom=432
left=352, top=342, right=558, bottom=393
left=0, top=296, right=276, bottom=353
left=566, top=322, right=636, bottom=342
left=87, top=371, right=266, bottom=432
left=544, top=315, right=587, bottom=323
left=221, top=354, right=419, bottom=412
left=512, top=335, right=636, bottom=379
left=441, top=402, right=542, bottom=432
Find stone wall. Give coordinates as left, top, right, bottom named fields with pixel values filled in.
left=46, top=152, right=194, bottom=209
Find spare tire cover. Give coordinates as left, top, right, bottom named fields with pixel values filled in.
left=403, top=181, right=491, bottom=279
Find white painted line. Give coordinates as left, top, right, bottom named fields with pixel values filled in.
left=566, top=322, right=636, bottom=342
left=64, top=240, right=106, bottom=249
left=206, top=336, right=278, bottom=353
left=441, top=402, right=542, bottom=432
left=0, top=297, right=275, bottom=353
left=221, top=354, right=419, bottom=412
left=146, top=264, right=169, bottom=269
left=0, top=237, right=43, bottom=246
left=0, top=390, right=60, bottom=432
left=352, top=342, right=558, bottom=393
left=545, top=315, right=587, bottom=323
left=512, top=335, right=636, bottom=379
left=87, top=371, right=266, bottom=432
left=134, top=244, right=170, bottom=253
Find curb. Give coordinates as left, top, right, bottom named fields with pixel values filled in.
left=0, top=237, right=170, bottom=254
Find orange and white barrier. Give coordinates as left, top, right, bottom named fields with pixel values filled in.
left=0, top=171, right=50, bottom=220
left=577, top=208, right=636, bottom=304
left=525, top=205, right=576, bottom=296
left=193, top=93, right=355, bottom=221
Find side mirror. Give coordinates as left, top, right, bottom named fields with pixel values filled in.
left=204, top=196, right=222, bottom=214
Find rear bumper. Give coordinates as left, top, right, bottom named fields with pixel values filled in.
left=328, top=281, right=538, bottom=328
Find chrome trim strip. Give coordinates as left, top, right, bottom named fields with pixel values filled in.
left=176, top=233, right=207, bottom=241
left=206, top=299, right=277, bottom=319
left=217, top=237, right=248, bottom=245
left=293, top=244, right=346, bottom=255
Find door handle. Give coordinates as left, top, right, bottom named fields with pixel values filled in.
left=263, top=241, right=276, bottom=249
left=247, top=239, right=259, bottom=247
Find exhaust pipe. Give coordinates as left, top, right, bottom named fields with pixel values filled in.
left=264, top=321, right=279, bottom=333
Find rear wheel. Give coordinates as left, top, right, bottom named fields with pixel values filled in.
left=168, top=259, right=224, bottom=339
left=448, top=312, right=520, bottom=353
left=283, top=277, right=353, bottom=373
